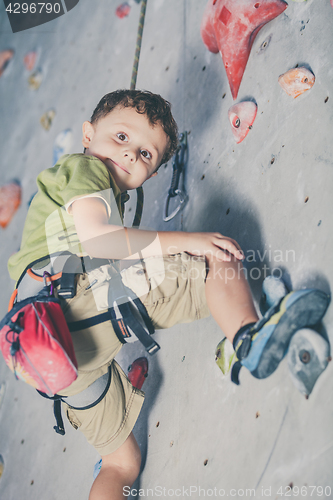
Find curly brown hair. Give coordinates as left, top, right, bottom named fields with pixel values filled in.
left=90, top=89, right=178, bottom=167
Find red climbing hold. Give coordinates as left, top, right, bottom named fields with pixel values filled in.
left=116, top=2, right=131, bottom=18
left=0, top=50, right=14, bottom=78
left=201, top=0, right=288, bottom=99
left=228, top=101, right=257, bottom=143
left=127, top=357, right=148, bottom=390
left=23, top=51, right=37, bottom=72
left=0, top=182, right=21, bottom=228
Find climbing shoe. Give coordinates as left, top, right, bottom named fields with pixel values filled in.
left=231, top=289, right=330, bottom=384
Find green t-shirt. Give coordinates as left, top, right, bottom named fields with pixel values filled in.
left=8, top=154, right=122, bottom=281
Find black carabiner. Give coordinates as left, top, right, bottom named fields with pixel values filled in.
left=164, top=132, right=188, bottom=222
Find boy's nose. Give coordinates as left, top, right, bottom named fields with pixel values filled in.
left=123, top=149, right=138, bottom=163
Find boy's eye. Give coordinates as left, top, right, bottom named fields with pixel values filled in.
left=140, top=149, right=152, bottom=159
left=117, top=132, right=128, bottom=141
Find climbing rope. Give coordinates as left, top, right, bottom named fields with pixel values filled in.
left=127, top=0, right=148, bottom=227
left=130, top=0, right=148, bottom=91
left=126, top=1, right=187, bottom=226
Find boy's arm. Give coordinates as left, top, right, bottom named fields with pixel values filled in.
left=71, top=197, right=244, bottom=262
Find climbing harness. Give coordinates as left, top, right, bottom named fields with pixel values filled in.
left=3, top=251, right=159, bottom=434
left=65, top=261, right=159, bottom=356
left=38, top=366, right=112, bottom=436
left=163, top=132, right=188, bottom=222
left=34, top=365, right=112, bottom=435
left=14, top=253, right=159, bottom=356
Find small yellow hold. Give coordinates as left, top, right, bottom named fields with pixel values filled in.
left=40, top=109, right=56, bottom=131
left=28, top=69, right=43, bottom=90
left=215, top=338, right=235, bottom=375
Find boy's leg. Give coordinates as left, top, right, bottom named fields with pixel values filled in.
left=89, top=432, right=141, bottom=500
left=205, top=254, right=258, bottom=343
left=204, top=253, right=330, bottom=382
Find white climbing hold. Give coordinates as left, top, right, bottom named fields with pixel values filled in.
left=287, top=328, right=330, bottom=397
left=53, top=129, right=73, bottom=165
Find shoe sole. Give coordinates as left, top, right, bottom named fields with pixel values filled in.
left=252, top=289, right=330, bottom=379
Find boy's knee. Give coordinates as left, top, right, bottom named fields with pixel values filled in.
left=206, top=254, right=245, bottom=284
left=102, top=440, right=141, bottom=483
left=124, top=449, right=141, bottom=480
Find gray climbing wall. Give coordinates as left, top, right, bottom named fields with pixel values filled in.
left=0, top=0, right=332, bottom=498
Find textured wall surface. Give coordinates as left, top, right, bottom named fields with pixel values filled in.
left=0, top=1, right=332, bottom=498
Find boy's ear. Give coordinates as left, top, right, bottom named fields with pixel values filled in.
left=82, top=121, right=95, bottom=148
left=147, top=172, right=158, bottom=180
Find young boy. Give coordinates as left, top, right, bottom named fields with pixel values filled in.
left=7, top=90, right=330, bottom=500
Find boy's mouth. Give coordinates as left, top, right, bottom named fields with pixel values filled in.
left=109, top=159, right=131, bottom=174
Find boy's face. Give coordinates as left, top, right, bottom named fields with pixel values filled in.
left=82, top=106, right=169, bottom=192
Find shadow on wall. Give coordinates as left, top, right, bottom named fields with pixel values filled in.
left=163, top=10, right=269, bottom=300
left=184, top=185, right=332, bottom=306
left=183, top=181, right=269, bottom=303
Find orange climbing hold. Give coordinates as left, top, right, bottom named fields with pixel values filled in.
left=0, top=183, right=21, bottom=228
left=278, top=67, right=315, bottom=98
left=0, top=50, right=14, bottom=78
left=201, top=0, right=288, bottom=99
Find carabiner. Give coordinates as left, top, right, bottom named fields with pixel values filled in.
left=43, top=271, right=54, bottom=296
left=163, top=132, right=188, bottom=222
left=164, top=189, right=187, bottom=222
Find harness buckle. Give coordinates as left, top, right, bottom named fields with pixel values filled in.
left=147, top=344, right=160, bottom=355
left=57, top=255, right=82, bottom=299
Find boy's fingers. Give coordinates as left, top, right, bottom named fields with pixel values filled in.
left=228, top=240, right=244, bottom=257
left=235, top=249, right=244, bottom=260
left=222, top=253, right=232, bottom=262
left=215, top=249, right=232, bottom=262
left=216, top=239, right=244, bottom=260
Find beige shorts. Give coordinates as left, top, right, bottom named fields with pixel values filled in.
left=61, top=253, right=210, bottom=456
